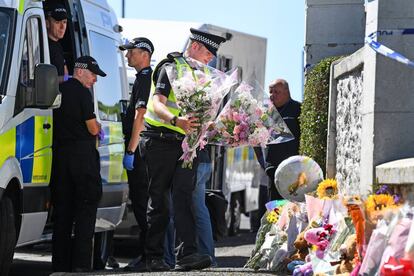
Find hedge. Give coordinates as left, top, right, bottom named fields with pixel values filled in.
left=299, top=56, right=342, bottom=174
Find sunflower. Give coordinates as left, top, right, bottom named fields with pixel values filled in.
left=316, top=178, right=338, bottom=199
left=266, top=208, right=281, bottom=224
left=365, top=194, right=397, bottom=213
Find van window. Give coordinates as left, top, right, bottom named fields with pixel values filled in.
left=89, top=31, right=122, bottom=122
left=15, top=17, right=43, bottom=113
left=0, top=9, right=12, bottom=94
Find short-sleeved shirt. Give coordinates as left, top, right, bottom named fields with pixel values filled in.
left=48, top=38, right=65, bottom=76
left=53, top=78, right=96, bottom=145
left=265, top=99, right=302, bottom=167
left=123, top=66, right=152, bottom=139
left=154, top=62, right=173, bottom=98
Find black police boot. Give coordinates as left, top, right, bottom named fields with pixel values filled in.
left=107, top=256, right=120, bottom=269
left=123, top=255, right=144, bottom=271
left=123, top=256, right=147, bottom=272
left=146, top=258, right=171, bottom=272
left=175, top=253, right=212, bottom=271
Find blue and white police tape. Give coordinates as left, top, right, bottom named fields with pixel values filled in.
left=366, top=29, right=414, bottom=68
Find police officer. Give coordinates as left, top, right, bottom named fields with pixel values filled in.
left=118, top=37, right=154, bottom=270
left=140, top=28, right=226, bottom=271
left=51, top=56, right=106, bottom=272
left=45, top=3, right=69, bottom=82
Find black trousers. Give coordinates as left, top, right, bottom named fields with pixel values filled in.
left=50, top=142, right=102, bottom=272
left=140, top=136, right=198, bottom=260
left=266, top=167, right=284, bottom=201
left=125, top=141, right=149, bottom=258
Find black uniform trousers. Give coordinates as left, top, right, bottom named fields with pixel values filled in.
left=140, top=135, right=198, bottom=260
left=124, top=141, right=149, bottom=258
left=50, top=141, right=102, bottom=272
left=267, top=168, right=284, bottom=200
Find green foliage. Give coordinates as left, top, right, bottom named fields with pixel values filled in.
left=299, top=56, right=342, bottom=173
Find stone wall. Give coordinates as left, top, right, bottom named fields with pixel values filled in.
left=326, top=0, right=414, bottom=196
left=335, top=70, right=363, bottom=195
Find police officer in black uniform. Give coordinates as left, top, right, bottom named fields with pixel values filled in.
left=45, top=3, right=69, bottom=82
left=118, top=37, right=154, bottom=270
left=265, top=79, right=302, bottom=200
left=51, top=56, right=106, bottom=272
left=140, top=28, right=226, bottom=271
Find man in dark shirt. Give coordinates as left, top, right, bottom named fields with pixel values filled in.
left=265, top=79, right=302, bottom=200
left=140, top=28, right=226, bottom=271
left=51, top=56, right=106, bottom=272
left=118, top=37, right=154, bottom=271
left=45, top=3, right=68, bottom=82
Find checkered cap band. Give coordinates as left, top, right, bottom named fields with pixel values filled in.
left=136, top=42, right=152, bottom=53
left=54, top=8, right=67, bottom=13
left=74, top=62, right=88, bottom=69
left=190, top=34, right=219, bottom=49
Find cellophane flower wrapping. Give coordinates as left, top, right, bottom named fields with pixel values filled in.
left=378, top=206, right=413, bottom=273
left=207, top=80, right=294, bottom=148
left=359, top=220, right=388, bottom=276
left=165, top=58, right=238, bottom=168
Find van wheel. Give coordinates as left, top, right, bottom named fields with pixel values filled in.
left=93, top=230, right=114, bottom=270
left=0, top=196, right=17, bottom=276
left=226, top=193, right=242, bottom=236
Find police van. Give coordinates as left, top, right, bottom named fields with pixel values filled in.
left=119, top=18, right=267, bottom=237
left=0, top=0, right=129, bottom=274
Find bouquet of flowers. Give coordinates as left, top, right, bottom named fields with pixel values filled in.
left=166, top=57, right=238, bottom=168
left=364, top=185, right=401, bottom=226
left=207, top=81, right=293, bottom=147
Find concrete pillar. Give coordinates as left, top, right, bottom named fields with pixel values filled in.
left=360, top=0, right=414, bottom=193
left=305, top=0, right=365, bottom=69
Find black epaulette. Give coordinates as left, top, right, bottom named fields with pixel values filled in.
left=152, top=52, right=183, bottom=85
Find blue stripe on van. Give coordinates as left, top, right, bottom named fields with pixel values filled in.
left=16, top=117, right=35, bottom=183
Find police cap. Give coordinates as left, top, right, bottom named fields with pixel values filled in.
left=189, top=28, right=226, bottom=56
left=45, top=3, right=68, bottom=21
left=74, top=56, right=106, bottom=77
left=119, top=37, right=154, bottom=55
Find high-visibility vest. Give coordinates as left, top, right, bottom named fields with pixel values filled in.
left=144, top=56, right=191, bottom=134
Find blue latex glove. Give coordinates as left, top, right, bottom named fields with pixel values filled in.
left=98, top=128, right=105, bottom=141
left=123, top=153, right=134, bottom=170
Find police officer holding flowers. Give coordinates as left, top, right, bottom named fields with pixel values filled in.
left=118, top=37, right=154, bottom=270
left=51, top=56, right=106, bottom=272
left=140, top=28, right=226, bottom=271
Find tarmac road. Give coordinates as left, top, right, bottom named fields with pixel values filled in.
left=9, top=215, right=277, bottom=275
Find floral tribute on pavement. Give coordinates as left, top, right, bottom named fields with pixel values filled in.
left=244, top=156, right=414, bottom=276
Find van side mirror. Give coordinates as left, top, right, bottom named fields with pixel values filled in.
left=26, top=64, right=61, bottom=109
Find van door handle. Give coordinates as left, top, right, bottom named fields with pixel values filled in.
left=43, top=123, right=51, bottom=130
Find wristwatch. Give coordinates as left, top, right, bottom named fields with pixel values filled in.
left=170, top=116, right=177, bottom=126
left=126, top=150, right=134, bottom=155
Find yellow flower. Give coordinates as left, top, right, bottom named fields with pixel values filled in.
left=317, top=178, right=338, bottom=199
left=266, top=208, right=281, bottom=224
left=365, top=194, right=396, bottom=213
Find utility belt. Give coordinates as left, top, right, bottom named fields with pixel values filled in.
left=141, top=131, right=184, bottom=141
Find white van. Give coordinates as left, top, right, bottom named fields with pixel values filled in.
left=0, top=0, right=129, bottom=274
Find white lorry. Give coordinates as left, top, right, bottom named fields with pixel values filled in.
left=119, top=18, right=267, bottom=236
left=0, top=0, right=129, bottom=274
